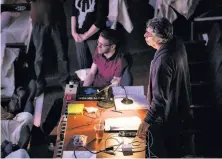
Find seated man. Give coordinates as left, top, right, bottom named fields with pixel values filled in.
left=83, top=29, right=128, bottom=87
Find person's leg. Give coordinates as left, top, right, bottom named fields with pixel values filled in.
left=86, top=39, right=97, bottom=57
left=40, top=98, right=63, bottom=135
left=75, top=41, right=90, bottom=69
left=51, top=25, right=69, bottom=86
left=32, top=24, right=47, bottom=97
left=163, top=129, right=182, bottom=157
left=17, top=125, right=30, bottom=149
left=23, top=80, right=37, bottom=115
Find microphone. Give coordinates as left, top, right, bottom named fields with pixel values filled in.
left=95, top=79, right=119, bottom=95
left=95, top=83, right=113, bottom=95
left=121, top=86, right=133, bottom=104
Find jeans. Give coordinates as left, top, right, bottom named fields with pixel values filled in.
left=75, top=40, right=97, bottom=69
left=32, top=23, right=69, bottom=88
left=23, top=80, right=36, bottom=115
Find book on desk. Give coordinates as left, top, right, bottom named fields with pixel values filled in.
left=76, top=86, right=106, bottom=101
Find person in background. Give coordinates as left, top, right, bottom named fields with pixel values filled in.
left=71, top=0, right=109, bottom=69
left=30, top=0, right=69, bottom=97
left=1, top=80, right=36, bottom=158
left=137, top=17, right=191, bottom=157
left=83, top=29, right=128, bottom=87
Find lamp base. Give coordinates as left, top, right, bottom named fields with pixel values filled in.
left=97, top=99, right=115, bottom=108
left=121, top=98, right=133, bottom=104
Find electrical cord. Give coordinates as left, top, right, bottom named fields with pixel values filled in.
left=73, top=133, right=150, bottom=158
left=73, top=134, right=124, bottom=159
left=147, top=129, right=151, bottom=158
left=73, top=145, right=120, bottom=159
left=147, top=130, right=158, bottom=158
left=104, top=134, right=124, bottom=154
left=129, top=138, right=146, bottom=147
left=102, top=136, right=123, bottom=155
left=73, top=146, right=102, bottom=159
left=104, top=134, right=147, bottom=154
left=67, top=109, right=102, bottom=130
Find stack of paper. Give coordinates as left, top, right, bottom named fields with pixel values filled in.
left=105, top=116, right=141, bottom=131
left=112, top=86, right=149, bottom=110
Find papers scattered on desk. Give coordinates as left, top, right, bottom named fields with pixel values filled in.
left=112, top=86, right=145, bottom=96
left=105, top=116, right=141, bottom=131
left=114, top=94, right=149, bottom=110
left=112, top=86, right=149, bottom=110
left=62, top=151, right=96, bottom=158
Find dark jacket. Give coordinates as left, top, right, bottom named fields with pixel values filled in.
left=145, top=37, right=191, bottom=126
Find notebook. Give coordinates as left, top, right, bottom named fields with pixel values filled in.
left=68, top=104, right=84, bottom=115
left=104, top=116, right=141, bottom=131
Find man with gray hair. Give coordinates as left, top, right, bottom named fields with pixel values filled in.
left=137, top=17, right=191, bottom=157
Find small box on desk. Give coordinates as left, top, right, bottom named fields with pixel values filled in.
left=76, top=86, right=106, bottom=101
left=65, top=84, right=78, bottom=102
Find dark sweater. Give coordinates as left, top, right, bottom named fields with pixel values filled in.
left=145, top=37, right=191, bottom=126
left=72, top=0, right=109, bottom=40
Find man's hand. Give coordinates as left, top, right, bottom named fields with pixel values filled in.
left=72, top=32, right=83, bottom=43
left=79, top=32, right=89, bottom=42
left=137, top=121, right=150, bottom=140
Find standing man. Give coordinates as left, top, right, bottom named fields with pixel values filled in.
left=83, top=29, right=128, bottom=87
left=71, top=0, right=109, bottom=69
left=30, top=0, right=69, bottom=97
left=137, top=17, right=191, bottom=157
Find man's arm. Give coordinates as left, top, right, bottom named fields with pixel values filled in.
left=80, top=0, right=109, bottom=41
left=71, top=0, right=82, bottom=42
left=71, top=16, right=82, bottom=42
left=144, top=55, right=174, bottom=125
left=83, top=63, right=98, bottom=86
left=81, top=25, right=99, bottom=41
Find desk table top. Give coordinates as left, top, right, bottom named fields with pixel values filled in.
left=53, top=101, right=147, bottom=158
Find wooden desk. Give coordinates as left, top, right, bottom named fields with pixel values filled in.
left=53, top=101, right=147, bottom=158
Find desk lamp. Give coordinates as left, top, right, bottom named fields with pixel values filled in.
left=121, top=86, right=133, bottom=104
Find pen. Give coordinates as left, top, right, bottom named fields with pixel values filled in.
left=111, top=110, right=123, bottom=113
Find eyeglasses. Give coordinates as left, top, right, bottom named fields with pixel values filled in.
left=97, top=41, right=112, bottom=47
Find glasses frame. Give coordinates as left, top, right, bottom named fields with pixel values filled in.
left=97, top=41, right=112, bottom=48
